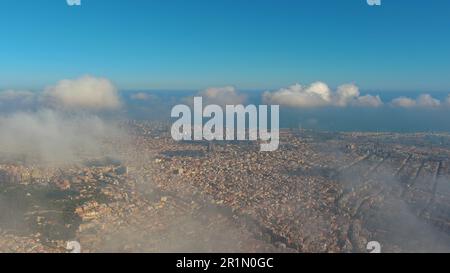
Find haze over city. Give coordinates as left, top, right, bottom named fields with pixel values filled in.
left=0, top=0, right=449, bottom=255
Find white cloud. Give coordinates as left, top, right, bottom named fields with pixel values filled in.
left=198, top=86, right=247, bottom=105
left=44, top=75, right=121, bottom=110
left=416, top=94, right=441, bottom=107
left=354, top=95, right=384, bottom=107
left=0, top=76, right=128, bottom=165
left=390, top=94, right=441, bottom=108
left=262, top=83, right=331, bottom=108
left=262, top=82, right=383, bottom=108
left=335, top=84, right=359, bottom=106
left=390, top=97, right=417, bottom=108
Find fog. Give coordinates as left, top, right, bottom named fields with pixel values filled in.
left=0, top=76, right=126, bottom=165
left=0, top=109, right=125, bottom=165
left=335, top=152, right=450, bottom=252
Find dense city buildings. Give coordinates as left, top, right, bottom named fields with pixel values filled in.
left=0, top=121, right=449, bottom=252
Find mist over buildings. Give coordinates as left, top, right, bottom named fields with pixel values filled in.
left=0, top=109, right=123, bottom=165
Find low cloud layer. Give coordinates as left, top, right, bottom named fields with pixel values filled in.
left=390, top=94, right=442, bottom=108
left=198, top=86, right=247, bottom=105
left=0, top=76, right=125, bottom=165
left=0, top=110, right=123, bottom=165
left=44, top=76, right=121, bottom=110
left=261, top=82, right=450, bottom=109
left=262, top=82, right=383, bottom=108
left=0, top=76, right=122, bottom=112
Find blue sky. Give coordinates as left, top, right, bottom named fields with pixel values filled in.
left=0, top=0, right=449, bottom=91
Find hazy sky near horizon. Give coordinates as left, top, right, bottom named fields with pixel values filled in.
left=1, top=0, right=450, bottom=91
